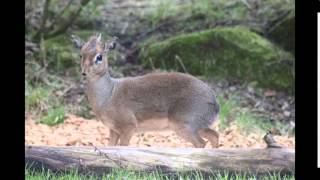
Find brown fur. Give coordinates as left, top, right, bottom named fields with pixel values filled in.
left=72, top=34, right=220, bottom=148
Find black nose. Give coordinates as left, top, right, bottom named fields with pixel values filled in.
left=82, top=73, right=86, bottom=76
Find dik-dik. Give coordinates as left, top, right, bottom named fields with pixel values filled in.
left=71, top=33, right=220, bottom=148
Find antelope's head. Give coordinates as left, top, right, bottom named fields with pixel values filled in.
left=71, top=33, right=117, bottom=79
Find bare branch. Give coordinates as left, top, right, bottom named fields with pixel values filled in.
left=41, top=0, right=92, bottom=40
left=34, top=0, right=52, bottom=40
left=47, top=0, right=76, bottom=32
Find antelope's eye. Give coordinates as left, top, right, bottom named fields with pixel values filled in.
left=97, top=55, right=102, bottom=61
left=95, top=54, right=103, bottom=65
left=80, top=55, right=82, bottom=59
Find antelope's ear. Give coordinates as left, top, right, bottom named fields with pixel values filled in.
left=70, top=34, right=84, bottom=49
left=96, top=33, right=102, bottom=42
left=104, top=36, right=118, bottom=52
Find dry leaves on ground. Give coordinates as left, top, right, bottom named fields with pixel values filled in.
left=25, top=114, right=295, bottom=149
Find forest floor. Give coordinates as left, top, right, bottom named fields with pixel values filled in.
left=25, top=114, right=294, bottom=149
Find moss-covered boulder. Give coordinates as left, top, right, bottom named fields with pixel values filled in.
left=267, top=11, right=295, bottom=55
left=138, top=26, right=294, bottom=91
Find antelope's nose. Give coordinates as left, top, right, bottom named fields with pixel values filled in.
left=82, top=72, right=86, bottom=76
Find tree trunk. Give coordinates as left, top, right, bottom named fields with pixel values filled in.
left=25, top=145, right=294, bottom=176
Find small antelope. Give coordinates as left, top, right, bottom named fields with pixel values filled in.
left=71, top=33, right=220, bottom=148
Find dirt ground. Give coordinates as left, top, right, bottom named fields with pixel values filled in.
left=25, top=114, right=294, bottom=149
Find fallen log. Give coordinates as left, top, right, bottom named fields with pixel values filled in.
left=25, top=145, right=295, bottom=176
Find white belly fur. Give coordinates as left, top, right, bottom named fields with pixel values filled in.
left=136, top=118, right=169, bottom=132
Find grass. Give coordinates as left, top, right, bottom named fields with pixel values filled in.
left=25, top=166, right=295, bottom=180
left=25, top=85, right=50, bottom=110
left=25, top=78, right=67, bottom=126
left=25, top=83, right=55, bottom=114
left=146, top=0, right=224, bottom=28
left=148, top=0, right=176, bottom=27
left=216, top=92, right=292, bottom=136
left=39, top=106, right=65, bottom=126
left=216, top=94, right=238, bottom=130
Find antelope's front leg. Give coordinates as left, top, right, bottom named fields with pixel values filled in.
left=108, top=129, right=119, bottom=146
left=119, top=125, right=136, bottom=146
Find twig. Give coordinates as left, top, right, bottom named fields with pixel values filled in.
left=121, top=22, right=129, bottom=34
left=92, top=145, right=124, bottom=168
left=47, top=74, right=73, bottom=86
left=39, top=38, right=49, bottom=69
left=59, top=84, right=76, bottom=98
left=266, top=10, right=293, bottom=34
left=264, top=59, right=293, bottom=68
left=240, top=0, right=252, bottom=9
left=175, top=55, right=188, bottom=73
left=148, top=58, right=156, bottom=70
left=78, top=157, right=86, bottom=169
left=45, top=8, right=82, bottom=39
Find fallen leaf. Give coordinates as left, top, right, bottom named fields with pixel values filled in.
left=264, top=90, right=276, bottom=97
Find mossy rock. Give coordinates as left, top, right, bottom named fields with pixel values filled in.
left=44, top=31, right=109, bottom=72
left=138, top=26, right=294, bottom=91
left=268, top=11, right=295, bottom=55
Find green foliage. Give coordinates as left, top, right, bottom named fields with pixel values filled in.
left=216, top=95, right=238, bottom=130
left=82, top=0, right=106, bottom=17
left=189, top=0, right=223, bottom=18
left=74, top=0, right=107, bottom=29
left=139, top=26, right=294, bottom=91
left=216, top=92, right=292, bottom=136
left=226, top=2, right=248, bottom=20
left=146, top=0, right=225, bottom=28
left=26, top=86, right=49, bottom=110
left=25, top=79, right=66, bottom=123
left=234, top=110, right=279, bottom=135
left=192, top=0, right=213, bottom=13
left=40, top=106, right=65, bottom=126
left=43, top=30, right=103, bottom=73
left=25, top=81, right=58, bottom=115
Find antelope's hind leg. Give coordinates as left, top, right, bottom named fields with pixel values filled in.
left=198, top=128, right=219, bottom=148
left=172, top=123, right=207, bottom=148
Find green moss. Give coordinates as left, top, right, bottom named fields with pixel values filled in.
left=139, top=26, right=294, bottom=91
